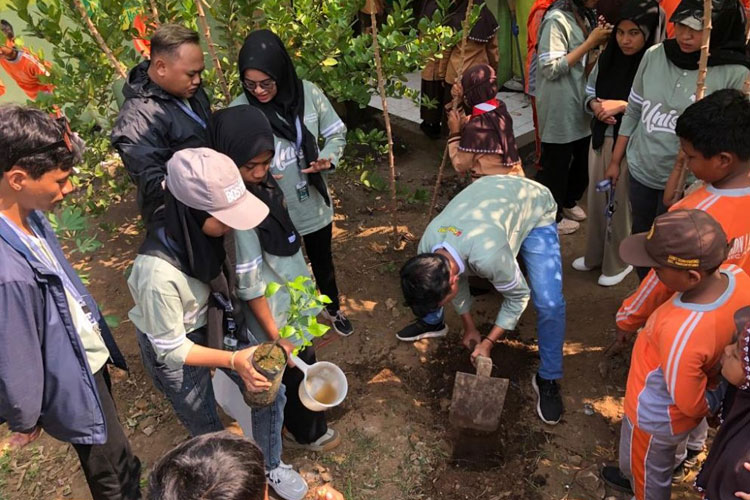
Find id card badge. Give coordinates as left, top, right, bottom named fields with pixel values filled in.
left=296, top=180, right=310, bottom=202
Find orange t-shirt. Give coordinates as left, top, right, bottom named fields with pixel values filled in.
left=624, top=265, right=750, bottom=436
left=617, top=183, right=750, bottom=332
left=0, top=49, right=54, bottom=100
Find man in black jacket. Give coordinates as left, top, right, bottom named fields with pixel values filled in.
left=111, top=24, right=210, bottom=226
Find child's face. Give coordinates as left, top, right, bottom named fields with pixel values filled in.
left=201, top=216, right=231, bottom=237
left=674, top=23, right=703, bottom=54
left=721, top=339, right=746, bottom=386
left=680, top=138, right=731, bottom=184
left=653, top=266, right=700, bottom=291
left=616, top=20, right=646, bottom=56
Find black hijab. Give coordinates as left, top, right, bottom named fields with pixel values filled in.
left=663, top=0, right=750, bottom=70
left=592, top=0, right=665, bottom=149
left=136, top=189, right=245, bottom=349
left=419, top=0, right=499, bottom=42
left=237, top=30, right=330, bottom=206
left=695, top=307, right=750, bottom=499
left=210, top=105, right=302, bottom=257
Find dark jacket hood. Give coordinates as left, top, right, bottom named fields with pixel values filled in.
left=122, top=60, right=173, bottom=100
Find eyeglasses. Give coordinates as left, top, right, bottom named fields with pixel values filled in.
left=242, top=78, right=276, bottom=92
left=9, top=112, right=74, bottom=166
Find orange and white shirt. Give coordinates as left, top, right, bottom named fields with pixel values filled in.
left=0, top=49, right=54, bottom=100
left=624, top=265, right=750, bottom=436
left=617, top=183, right=750, bottom=332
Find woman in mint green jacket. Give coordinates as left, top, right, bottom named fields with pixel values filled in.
left=231, top=30, right=353, bottom=337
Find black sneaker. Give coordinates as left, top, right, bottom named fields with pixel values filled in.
left=531, top=373, right=563, bottom=425
left=396, top=319, right=448, bottom=342
left=322, top=309, right=354, bottom=337
left=600, top=465, right=633, bottom=494
left=683, top=447, right=702, bottom=468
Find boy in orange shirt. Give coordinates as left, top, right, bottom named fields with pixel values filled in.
left=615, top=89, right=750, bottom=349
left=602, top=209, right=750, bottom=500
left=0, top=20, right=54, bottom=100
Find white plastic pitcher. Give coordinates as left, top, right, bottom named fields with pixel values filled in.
left=290, top=354, right=348, bottom=412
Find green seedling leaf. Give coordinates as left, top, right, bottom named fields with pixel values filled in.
left=265, top=281, right=282, bottom=297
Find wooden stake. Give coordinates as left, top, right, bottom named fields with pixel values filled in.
left=427, top=0, right=475, bottom=220
left=148, top=0, right=160, bottom=24
left=71, top=0, right=128, bottom=79
left=369, top=10, right=399, bottom=240
left=744, top=15, right=750, bottom=95
left=196, top=0, right=232, bottom=104
left=669, top=0, right=712, bottom=205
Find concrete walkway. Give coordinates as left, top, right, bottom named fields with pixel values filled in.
left=368, top=72, right=535, bottom=147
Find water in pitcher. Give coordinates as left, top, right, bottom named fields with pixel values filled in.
left=307, top=376, right=338, bottom=405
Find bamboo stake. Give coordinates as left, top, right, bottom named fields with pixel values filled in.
left=196, top=0, right=232, bottom=104
left=71, top=0, right=128, bottom=79
left=744, top=15, right=750, bottom=95
left=668, top=0, right=712, bottom=205
left=148, top=0, right=160, bottom=24
left=427, top=0, right=475, bottom=220
left=369, top=10, right=399, bottom=240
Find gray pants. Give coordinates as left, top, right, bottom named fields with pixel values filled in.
left=584, top=137, right=632, bottom=277
left=618, top=416, right=706, bottom=500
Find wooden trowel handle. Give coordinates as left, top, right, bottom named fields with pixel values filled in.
left=475, top=356, right=492, bottom=377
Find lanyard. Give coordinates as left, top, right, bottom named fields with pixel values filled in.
left=174, top=99, right=207, bottom=129
left=0, top=213, right=99, bottom=329
left=294, top=116, right=305, bottom=166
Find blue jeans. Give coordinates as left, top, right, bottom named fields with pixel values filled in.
left=136, top=328, right=285, bottom=470
left=420, top=224, right=566, bottom=380
left=519, top=224, right=566, bottom=380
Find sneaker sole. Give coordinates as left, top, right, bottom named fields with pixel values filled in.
left=562, top=210, right=587, bottom=222
left=531, top=374, right=561, bottom=425
left=282, top=430, right=341, bottom=452
left=396, top=325, right=449, bottom=342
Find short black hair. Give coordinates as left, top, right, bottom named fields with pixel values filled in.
left=0, top=20, right=14, bottom=40
left=400, top=253, right=452, bottom=318
left=150, top=24, right=200, bottom=59
left=147, top=431, right=266, bottom=500
left=675, top=89, right=750, bottom=161
left=0, top=105, right=83, bottom=179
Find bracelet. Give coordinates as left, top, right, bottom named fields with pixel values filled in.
left=481, top=337, right=497, bottom=346
left=229, top=350, right=239, bottom=371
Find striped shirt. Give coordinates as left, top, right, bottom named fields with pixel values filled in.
left=617, top=184, right=750, bottom=332
left=0, top=49, right=54, bottom=100
left=231, top=80, right=346, bottom=236
left=535, top=8, right=592, bottom=143
left=624, top=265, right=750, bottom=436
left=418, top=175, right=557, bottom=330
left=619, top=44, right=748, bottom=190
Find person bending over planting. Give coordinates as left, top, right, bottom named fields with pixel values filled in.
left=398, top=175, right=567, bottom=425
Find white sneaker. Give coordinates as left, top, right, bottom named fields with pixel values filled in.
left=562, top=205, right=587, bottom=222
left=557, top=218, right=580, bottom=235
left=571, top=256, right=595, bottom=272
left=266, top=462, right=308, bottom=500
left=598, top=265, right=634, bottom=287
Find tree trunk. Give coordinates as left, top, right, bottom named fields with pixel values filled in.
left=669, top=0, right=712, bottom=205
left=71, top=0, right=128, bottom=79
left=427, top=0, right=475, bottom=220
left=196, top=0, right=232, bottom=104
left=369, top=10, right=399, bottom=241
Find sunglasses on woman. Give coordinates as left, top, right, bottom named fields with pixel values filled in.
left=243, top=78, right=276, bottom=92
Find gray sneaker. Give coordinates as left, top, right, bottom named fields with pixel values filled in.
left=266, top=462, right=308, bottom=500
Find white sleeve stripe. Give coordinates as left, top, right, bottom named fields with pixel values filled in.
left=538, top=51, right=567, bottom=60
left=494, top=266, right=522, bottom=292
left=236, top=256, right=263, bottom=274
left=145, top=333, right=187, bottom=349
left=320, top=120, right=345, bottom=137
left=628, top=89, right=644, bottom=103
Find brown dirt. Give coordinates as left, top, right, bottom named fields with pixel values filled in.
left=0, top=114, right=703, bottom=500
